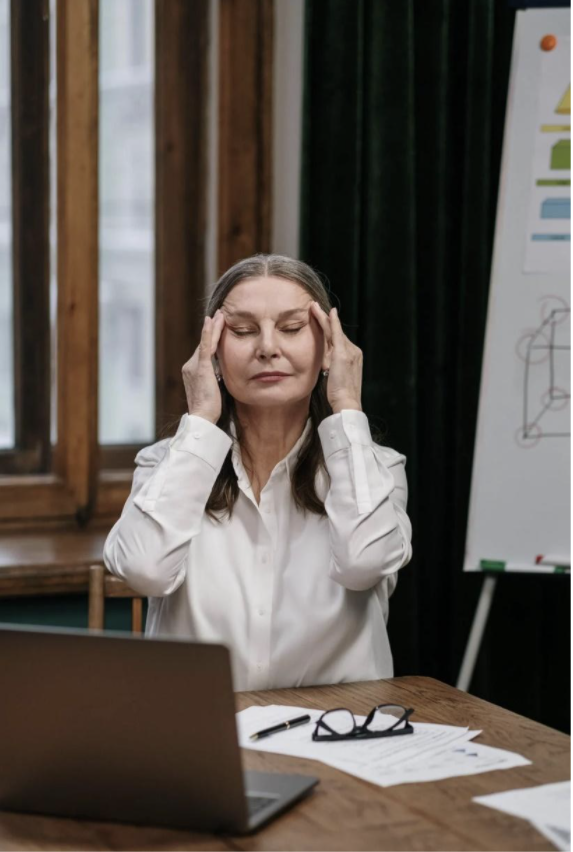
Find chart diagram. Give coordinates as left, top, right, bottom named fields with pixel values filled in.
left=524, top=42, right=571, bottom=271
left=516, top=300, right=570, bottom=446
left=550, top=138, right=570, bottom=170
left=556, top=83, right=570, bottom=114
left=540, top=198, right=570, bottom=218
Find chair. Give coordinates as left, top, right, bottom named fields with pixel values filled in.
left=88, top=565, right=144, bottom=633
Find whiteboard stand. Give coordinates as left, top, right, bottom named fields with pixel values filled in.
left=456, top=575, right=498, bottom=692
left=460, top=8, right=570, bottom=694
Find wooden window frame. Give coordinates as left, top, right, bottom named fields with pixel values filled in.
left=0, top=0, right=51, bottom=477
left=0, top=0, right=273, bottom=531
left=218, top=0, right=273, bottom=275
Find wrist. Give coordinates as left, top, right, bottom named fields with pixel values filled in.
left=331, top=401, right=362, bottom=414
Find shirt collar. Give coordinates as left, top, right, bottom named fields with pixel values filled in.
left=229, top=417, right=313, bottom=485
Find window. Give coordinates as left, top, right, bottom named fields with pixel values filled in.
left=0, top=0, right=271, bottom=529
left=99, top=0, right=155, bottom=446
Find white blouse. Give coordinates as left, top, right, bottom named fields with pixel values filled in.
left=103, top=409, right=412, bottom=691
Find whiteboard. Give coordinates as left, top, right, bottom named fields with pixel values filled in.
left=464, top=9, right=571, bottom=574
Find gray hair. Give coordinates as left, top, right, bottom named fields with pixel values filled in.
left=202, top=253, right=336, bottom=318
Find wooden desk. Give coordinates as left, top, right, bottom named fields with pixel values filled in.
left=0, top=530, right=108, bottom=597
left=0, top=677, right=569, bottom=851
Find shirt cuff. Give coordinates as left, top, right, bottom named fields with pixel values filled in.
left=168, top=414, right=233, bottom=471
left=318, top=409, right=372, bottom=460
left=318, top=410, right=374, bottom=515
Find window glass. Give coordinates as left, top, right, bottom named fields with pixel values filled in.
left=0, top=0, right=13, bottom=449
left=99, top=0, right=155, bottom=445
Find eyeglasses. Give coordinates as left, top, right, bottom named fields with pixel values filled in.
left=312, top=703, right=415, bottom=742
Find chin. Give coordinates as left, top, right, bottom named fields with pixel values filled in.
left=232, top=383, right=312, bottom=406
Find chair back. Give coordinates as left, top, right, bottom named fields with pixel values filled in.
left=88, top=565, right=143, bottom=633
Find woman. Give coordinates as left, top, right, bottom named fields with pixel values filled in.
left=104, top=254, right=412, bottom=690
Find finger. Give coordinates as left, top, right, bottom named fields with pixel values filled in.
left=199, top=316, right=214, bottom=361
left=310, top=302, right=333, bottom=345
left=329, top=307, right=344, bottom=342
left=209, top=309, right=226, bottom=355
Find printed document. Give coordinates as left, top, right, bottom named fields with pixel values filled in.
left=237, top=704, right=530, bottom=788
left=475, top=782, right=571, bottom=851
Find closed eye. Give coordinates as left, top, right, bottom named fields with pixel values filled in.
left=232, top=326, right=304, bottom=336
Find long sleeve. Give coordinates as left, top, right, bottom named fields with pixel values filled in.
left=317, top=409, right=412, bottom=592
left=103, top=414, right=232, bottom=597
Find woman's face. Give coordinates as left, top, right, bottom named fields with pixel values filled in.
left=216, top=276, right=327, bottom=409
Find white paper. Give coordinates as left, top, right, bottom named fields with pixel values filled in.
left=474, top=781, right=571, bottom=833
left=237, top=705, right=530, bottom=788
left=530, top=820, right=571, bottom=852
left=329, top=740, right=531, bottom=788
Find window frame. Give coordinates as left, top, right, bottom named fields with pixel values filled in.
left=0, top=0, right=51, bottom=477
left=0, top=0, right=273, bottom=530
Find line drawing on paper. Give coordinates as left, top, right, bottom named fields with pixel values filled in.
left=515, top=300, right=570, bottom=447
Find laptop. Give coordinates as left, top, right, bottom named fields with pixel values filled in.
left=0, top=624, right=318, bottom=834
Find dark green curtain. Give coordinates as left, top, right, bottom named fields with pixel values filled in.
left=300, top=0, right=570, bottom=732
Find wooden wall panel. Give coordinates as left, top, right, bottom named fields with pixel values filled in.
left=218, top=0, right=273, bottom=274
left=55, top=0, right=99, bottom=523
left=155, top=0, right=210, bottom=435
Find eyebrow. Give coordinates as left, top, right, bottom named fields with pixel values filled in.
left=223, top=308, right=309, bottom=321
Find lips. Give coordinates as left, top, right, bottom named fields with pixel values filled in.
left=252, top=372, right=290, bottom=379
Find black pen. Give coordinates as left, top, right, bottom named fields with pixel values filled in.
left=249, top=714, right=311, bottom=741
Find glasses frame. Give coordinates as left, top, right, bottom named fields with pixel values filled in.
left=312, top=703, right=415, bottom=742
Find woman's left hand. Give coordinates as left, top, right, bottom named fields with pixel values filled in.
left=309, top=302, right=363, bottom=414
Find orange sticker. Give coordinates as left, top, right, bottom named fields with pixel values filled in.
left=540, top=34, right=557, bottom=51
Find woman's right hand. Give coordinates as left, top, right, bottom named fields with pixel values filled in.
left=182, top=310, right=226, bottom=424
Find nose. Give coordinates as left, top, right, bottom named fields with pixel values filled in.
left=255, top=324, right=282, bottom=361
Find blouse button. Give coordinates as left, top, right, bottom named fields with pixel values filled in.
left=329, top=431, right=336, bottom=439
left=193, top=431, right=201, bottom=439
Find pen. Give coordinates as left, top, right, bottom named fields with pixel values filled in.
left=249, top=714, right=311, bottom=740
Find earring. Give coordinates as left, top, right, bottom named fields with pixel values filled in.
left=322, top=370, right=329, bottom=377
left=216, top=373, right=223, bottom=382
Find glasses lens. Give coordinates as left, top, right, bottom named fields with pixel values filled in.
left=321, top=709, right=355, bottom=735
left=367, top=704, right=408, bottom=732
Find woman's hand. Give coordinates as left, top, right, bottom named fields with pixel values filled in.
left=309, top=303, right=363, bottom=414
left=182, top=310, right=226, bottom=424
